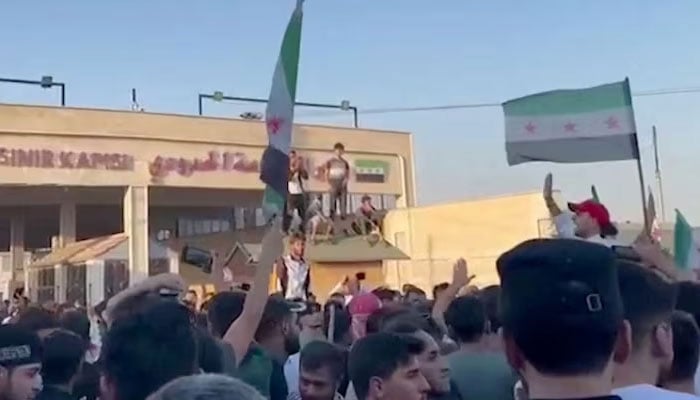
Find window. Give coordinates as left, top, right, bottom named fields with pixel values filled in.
left=255, top=208, right=265, bottom=227
left=177, top=217, right=233, bottom=237
left=382, top=194, right=397, bottom=210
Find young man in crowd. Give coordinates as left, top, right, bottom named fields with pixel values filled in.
left=37, top=329, right=86, bottom=400
left=674, top=281, right=700, bottom=394
left=542, top=173, right=619, bottom=247
left=659, top=311, right=700, bottom=396
left=285, top=150, right=309, bottom=234
left=348, top=332, right=430, bottom=400
left=291, top=341, right=346, bottom=400
left=612, top=261, right=696, bottom=400
left=403, top=286, right=427, bottom=307
left=276, top=233, right=311, bottom=301
left=384, top=322, right=458, bottom=400
left=100, top=301, right=197, bottom=400
left=325, top=142, right=350, bottom=219
left=497, top=239, right=630, bottom=400
left=0, top=325, right=43, bottom=400
left=147, top=374, right=265, bottom=400
left=444, top=295, right=517, bottom=400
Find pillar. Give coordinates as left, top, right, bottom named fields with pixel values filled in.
left=9, top=213, right=25, bottom=284
left=85, top=259, right=105, bottom=306
left=123, top=186, right=149, bottom=284
left=55, top=200, right=76, bottom=303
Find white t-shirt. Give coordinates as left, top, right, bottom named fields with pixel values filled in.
left=284, top=352, right=301, bottom=395
left=553, top=213, right=621, bottom=248
left=614, top=384, right=699, bottom=400
left=281, top=255, right=309, bottom=300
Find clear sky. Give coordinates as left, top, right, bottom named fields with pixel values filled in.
left=2, top=0, right=699, bottom=222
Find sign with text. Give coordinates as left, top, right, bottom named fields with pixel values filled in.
left=0, top=148, right=134, bottom=171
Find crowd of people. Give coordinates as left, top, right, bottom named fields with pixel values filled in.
left=1, top=175, right=700, bottom=400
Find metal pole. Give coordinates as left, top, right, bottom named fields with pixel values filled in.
left=58, top=83, right=66, bottom=106
left=652, top=126, right=667, bottom=222
left=634, top=134, right=650, bottom=234
left=198, top=94, right=204, bottom=116
left=351, top=107, right=359, bottom=128
left=0, top=77, right=66, bottom=106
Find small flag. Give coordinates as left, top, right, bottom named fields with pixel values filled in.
left=355, top=160, right=388, bottom=183
left=591, top=185, right=600, bottom=203
left=647, top=189, right=662, bottom=243
left=503, top=80, right=640, bottom=165
left=674, top=210, right=699, bottom=271
left=260, top=0, right=304, bottom=219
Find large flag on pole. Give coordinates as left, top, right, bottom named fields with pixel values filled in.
left=260, top=0, right=304, bottom=219
left=674, top=210, right=699, bottom=271
left=503, top=80, right=640, bottom=166
left=646, top=189, right=662, bottom=243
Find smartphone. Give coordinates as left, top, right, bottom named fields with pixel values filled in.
left=181, top=246, right=213, bottom=273
left=612, top=246, right=642, bottom=262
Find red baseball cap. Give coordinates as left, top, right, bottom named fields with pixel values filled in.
left=567, top=200, right=618, bottom=237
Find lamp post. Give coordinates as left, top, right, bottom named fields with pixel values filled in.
left=0, top=76, right=66, bottom=106
left=197, top=92, right=359, bottom=128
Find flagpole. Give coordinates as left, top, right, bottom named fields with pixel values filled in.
left=626, top=78, right=650, bottom=234
left=652, top=126, right=667, bottom=223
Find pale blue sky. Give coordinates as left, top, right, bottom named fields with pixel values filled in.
left=1, top=0, right=699, bottom=222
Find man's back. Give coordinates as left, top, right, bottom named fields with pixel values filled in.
left=448, top=351, right=517, bottom=400
left=614, top=384, right=699, bottom=400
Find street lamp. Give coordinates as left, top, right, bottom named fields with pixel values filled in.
left=197, top=92, right=360, bottom=128
left=0, top=76, right=66, bottom=106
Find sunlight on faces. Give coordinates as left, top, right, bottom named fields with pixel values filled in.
left=1, top=363, right=42, bottom=400
left=412, top=331, right=450, bottom=394
left=368, top=356, right=429, bottom=400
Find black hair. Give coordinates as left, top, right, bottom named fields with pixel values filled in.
left=16, top=306, right=58, bottom=332
left=403, top=285, right=426, bottom=298
left=675, top=282, right=700, bottom=326
left=255, top=297, right=292, bottom=341
left=41, top=329, right=86, bottom=385
left=324, top=303, right=351, bottom=344
left=300, top=341, right=346, bottom=382
left=479, top=285, right=502, bottom=332
left=668, top=311, right=700, bottom=382
left=298, top=302, right=322, bottom=319
left=102, top=300, right=197, bottom=400
left=207, top=291, right=246, bottom=338
left=366, top=305, right=412, bottom=335
left=617, top=261, right=678, bottom=348
left=349, top=333, right=425, bottom=400
left=372, top=288, right=398, bottom=303
left=194, top=328, right=224, bottom=374
left=444, top=295, right=486, bottom=343
left=432, top=283, right=449, bottom=300
left=333, top=142, right=345, bottom=151
left=59, top=309, right=91, bottom=342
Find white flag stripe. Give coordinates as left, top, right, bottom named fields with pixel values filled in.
left=265, top=59, right=294, bottom=155
left=505, top=107, right=635, bottom=143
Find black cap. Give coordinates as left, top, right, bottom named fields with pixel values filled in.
left=497, top=239, right=623, bottom=331
left=0, top=325, right=42, bottom=367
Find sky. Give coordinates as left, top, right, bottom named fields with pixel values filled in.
left=1, top=0, right=700, bottom=223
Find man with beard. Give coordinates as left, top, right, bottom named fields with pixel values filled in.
left=0, top=325, right=43, bottom=400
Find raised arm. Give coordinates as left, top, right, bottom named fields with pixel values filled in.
left=432, top=258, right=474, bottom=335
left=223, top=219, right=284, bottom=365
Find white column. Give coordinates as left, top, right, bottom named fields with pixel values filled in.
left=54, top=264, right=67, bottom=303
left=9, top=213, right=25, bottom=284
left=123, top=186, right=149, bottom=284
left=59, top=200, right=77, bottom=246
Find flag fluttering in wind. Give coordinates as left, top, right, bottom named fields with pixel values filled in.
left=503, top=80, right=640, bottom=165
left=260, top=0, right=304, bottom=219
left=647, top=189, right=662, bottom=243
left=674, top=210, right=699, bottom=271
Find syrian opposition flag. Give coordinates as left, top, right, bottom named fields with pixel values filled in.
left=260, top=0, right=304, bottom=219
left=674, top=210, right=699, bottom=271
left=503, top=80, right=640, bottom=165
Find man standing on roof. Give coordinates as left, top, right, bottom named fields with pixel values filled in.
left=543, top=173, right=620, bottom=247
left=275, top=233, right=310, bottom=300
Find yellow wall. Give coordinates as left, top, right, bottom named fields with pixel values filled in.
left=0, top=104, right=415, bottom=206
left=382, top=192, right=556, bottom=291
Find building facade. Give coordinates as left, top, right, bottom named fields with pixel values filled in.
left=0, top=104, right=415, bottom=302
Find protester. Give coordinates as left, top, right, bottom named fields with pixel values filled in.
left=15, top=307, right=58, bottom=337
left=0, top=325, right=43, bottom=400
left=403, top=286, right=427, bottom=307
left=613, top=261, right=695, bottom=400
left=477, top=285, right=504, bottom=352
left=543, top=173, right=619, bottom=247
left=497, top=239, right=629, bottom=399
left=674, top=281, right=700, bottom=395
left=276, top=233, right=311, bottom=301
left=285, top=150, right=309, bottom=234
left=347, top=293, right=381, bottom=341
left=659, top=311, right=700, bottom=397
left=36, top=329, right=86, bottom=400
left=353, top=195, right=380, bottom=236
left=325, top=142, right=350, bottom=219
left=444, top=295, right=516, bottom=400
left=348, top=332, right=429, bottom=400
left=290, top=341, right=346, bottom=400
left=147, top=374, right=264, bottom=400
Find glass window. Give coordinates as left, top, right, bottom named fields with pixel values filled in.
left=235, top=208, right=245, bottom=230
left=211, top=219, right=221, bottom=233
left=221, top=220, right=231, bottom=232
left=383, top=194, right=397, bottom=210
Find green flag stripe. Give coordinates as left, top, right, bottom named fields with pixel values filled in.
left=280, top=7, right=303, bottom=100
left=503, top=80, right=632, bottom=117
left=675, top=210, right=693, bottom=268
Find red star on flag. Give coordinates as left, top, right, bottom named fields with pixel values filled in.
left=564, top=122, right=577, bottom=133
left=267, top=117, right=284, bottom=135
left=525, top=122, right=536, bottom=134
left=605, top=116, right=619, bottom=130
